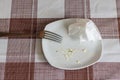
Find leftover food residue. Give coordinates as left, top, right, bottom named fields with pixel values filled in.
left=56, top=47, right=87, bottom=64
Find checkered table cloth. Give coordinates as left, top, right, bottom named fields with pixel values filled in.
left=0, top=0, right=120, bottom=80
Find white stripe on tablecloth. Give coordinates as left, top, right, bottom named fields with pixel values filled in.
left=0, top=0, right=12, bottom=18
left=0, top=39, right=8, bottom=62
left=100, top=39, right=120, bottom=62
left=35, top=39, right=47, bottom=62
left=35, top=39, right=120, bottom=62
left=102, top=39, right=120, bottom=54
left=100, top=54, right=120, bottom=62
left=90, top=0, right=117, bottom=18
left=37, top=0, right=64, bottom=18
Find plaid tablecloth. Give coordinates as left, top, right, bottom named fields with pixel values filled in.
left=0, top=0, right=120, bottom=80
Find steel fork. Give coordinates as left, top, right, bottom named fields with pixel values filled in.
left=0, top=30, right=62, bottom=43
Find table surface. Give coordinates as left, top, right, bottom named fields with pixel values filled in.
left=0, top=0, right=120, bottom=80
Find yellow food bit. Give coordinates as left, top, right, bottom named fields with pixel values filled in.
left=76, top=60, right=80, bottom=64
left=68, top=48, right=73, bottom=53
left=82, top=48, right=87, bottom=53
left=62, top=48, right=77, bottom=61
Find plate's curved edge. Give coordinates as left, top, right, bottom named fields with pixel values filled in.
left=44, top=18, right=91, bottom=30
left=91, top=20, right=102, bottom=40
left=42, top=18, right=103, bottom=70
left=42, top=40, right=102, bottom=70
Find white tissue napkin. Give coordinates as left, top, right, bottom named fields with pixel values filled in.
left=68, top=19, right=102, bottom=41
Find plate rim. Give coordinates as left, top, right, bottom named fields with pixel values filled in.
left=42, top=18, right=103, bottom=70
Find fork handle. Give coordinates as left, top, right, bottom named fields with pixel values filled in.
left=0, top=32, right=41, bottom=38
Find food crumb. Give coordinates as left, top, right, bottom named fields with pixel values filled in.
left=61, top=48, right=77, bottom=61
left=76, top=60, right=80, bottom=64
left=82, top=48, right=87, bottom=53
left=68, top=48, right=73, bottom=53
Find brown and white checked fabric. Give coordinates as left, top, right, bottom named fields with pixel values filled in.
left=0, top=0, right=120, bottom=80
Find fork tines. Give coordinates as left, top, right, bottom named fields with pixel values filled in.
left=44, top=31, right=62, bottom=43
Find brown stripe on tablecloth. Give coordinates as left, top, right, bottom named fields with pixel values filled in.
left=85, top=0, right=90, bottom=18
left=9, top=18, right=33, bottom=33
left=4, top=63, right=32, bottom=80
left=11, top=0, right=33, bottom=18
left=37, top=18, right=63, bottom=31
left=6, top=39, right=31, bottom=62
left=88, top=66, right=94, bottom=80
left=117, top=18, right=120, bottom=39
left=5, top=39, right=36, bottom=80
left=30, top=0, right=38, bottom=77
left=26, top=0, right=38, bottom=79
left=0, top=63, right=5, bottom=80
left=92, top=62, right=120, bottom=80
left=91, top=18, right=119, bottom=39
left=65, top=0, right=85, bottom=18
left=0, top=19, right=10, bottom=32
left=0, top=13, right=10, bottom=80
left=0, top=19, right=10, bottom=39
left=33, top=0, right=38, bottom=18
left=4, top=0, right=38, bottom=80
left=5, top=19, right=33, bottom=62
left=0, top=19, right=10, bottom=80
left=65, top=68, right=88, bottom=80
left=116, top=0, right=120, bottom=18
left=34, top=62, right=65, bottom=80
left=116, top=0, right=120, bottom=39
left=30, top=0, right=38, bottom=62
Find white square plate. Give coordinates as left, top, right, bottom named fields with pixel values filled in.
left=42, top=18, right=102, bottom=70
